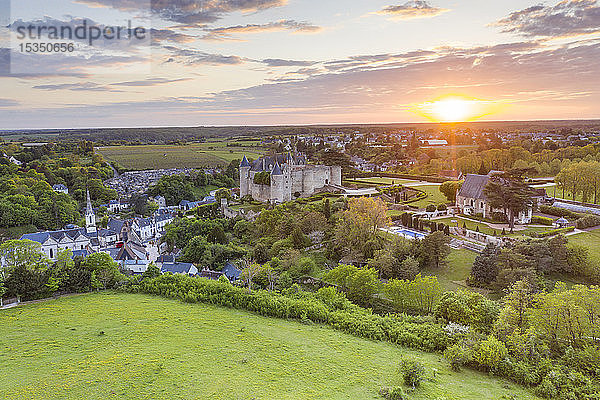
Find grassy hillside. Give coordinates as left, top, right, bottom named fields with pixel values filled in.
left=0, top=292, right=539, bottom=400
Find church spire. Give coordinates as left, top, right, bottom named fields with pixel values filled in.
left=85, top=189, right=97, bottom=234
left=86, top=189, right=94, bottom=215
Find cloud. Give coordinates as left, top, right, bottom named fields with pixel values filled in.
left=111, top=77, right=192, bottom=86
left=151, top=28, right=196, bottom=44
left=0, top=98, right=19, bottom=107
left=495, top=0, right=600, bottom=38
left=261, top=58, right=316, bottom=67
left=32, top=82, right=116, bottom=91
left=32, top=78, right=191, bottom=91
left=162, top=46, right=245, bottom=65
left=202, top=20, right=321, bottom=41
left=76, top=0, right=289, bottom=26
left=377, top=0, right=450, bottom=20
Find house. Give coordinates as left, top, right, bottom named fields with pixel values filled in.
left=222, top=261, right=242, bottom=281
left=52, top=184, right=69, bottom=194
left=122, top=259, right=150, bottom=274
left=455, top=172, right=533, bottom=224
left=198, top=267, right=224, bottom=280
left=420, top=139, right=448, bottom=146
left=154, top=195, right=167, bottom=209
left=161, top=262, right=198, bottom=276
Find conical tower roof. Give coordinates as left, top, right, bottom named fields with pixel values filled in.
left=240, top=155, right=250, bottom=167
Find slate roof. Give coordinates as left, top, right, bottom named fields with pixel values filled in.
left=161, top=262, right=194, bottom=274
left=457, top=174, right=490, bottom=200
left=222, top=262, right=241, bottom=280
left=53, top=184, right=68, bottom=190
left=240, top=155, right=250, bottom=168
left=250, top=153, right=306, bottom=172
left=271, top=162, right=283, bottom=175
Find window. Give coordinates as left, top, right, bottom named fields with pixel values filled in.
left=49, top=248, right=54, bottom=258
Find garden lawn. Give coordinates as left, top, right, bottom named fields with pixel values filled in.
left=0, top=292, right=540, bottom=400
left=410, top=185, right=448, bottom=209
left=434, top=216, right=553, bottom=238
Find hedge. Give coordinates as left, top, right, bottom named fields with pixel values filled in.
left=575, top=214, right=600, bottom=229
left=124, top=274, right=452, bottom=352
left=531, top=226, right=575, bottom=238
left=531, top=215, right=553, bottom=226
left=539, top=205, right=583, bottom=220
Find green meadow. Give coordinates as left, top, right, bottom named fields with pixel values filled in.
left=96, top=141, right=263, bottom=170
left=0, top=292, right=540, bottom=400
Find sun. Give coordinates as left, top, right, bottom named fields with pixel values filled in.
left=431, top=98, right=473, bottom=122
left=410, top=95, right=506, bottom=123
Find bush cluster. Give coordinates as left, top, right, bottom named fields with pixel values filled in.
left=531, top=215, right=553, bottom=226
left=125, top=274, right=452, bottom=352
left=575, top=214, right=600, bottom=229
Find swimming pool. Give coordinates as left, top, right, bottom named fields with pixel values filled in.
left=389, top=227, right=427, bottom=240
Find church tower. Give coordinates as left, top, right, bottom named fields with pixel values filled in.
left=239, top=155, right=251, bottom=197
left=85, top=189, right=97, bottom=234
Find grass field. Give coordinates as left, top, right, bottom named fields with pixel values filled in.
left=423, top=249, right=478, bottom=293
left=0, top=292, right=540, bottom=400
left=569, top=228, right=600, bottom=266
left=96, top=141, right=263, bottom=170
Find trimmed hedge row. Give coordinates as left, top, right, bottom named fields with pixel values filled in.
left=124, top=274, right=452, bottom=352
left=531, top=215, right=553, bottom=226
left=539, top=205, right=583, bottom=220
left=575, top=214, right=600, bottom=229
left=531, top=226, right=575, bottom=238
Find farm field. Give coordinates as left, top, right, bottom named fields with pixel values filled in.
left=96, top=141, right=263, bottom=170
left=0, top=292, right=541, bottom=400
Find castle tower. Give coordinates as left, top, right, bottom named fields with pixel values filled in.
left=85, top=189, right=97, bottom=234
left=270, top=161, right=284, bottom=203
left=239, top=155, right=251, bottom=197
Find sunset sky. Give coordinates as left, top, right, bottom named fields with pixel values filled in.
left=0, top=0, right=599, bottom=129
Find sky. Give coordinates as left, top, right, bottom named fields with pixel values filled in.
left=0, top=0, right=599, bottom=129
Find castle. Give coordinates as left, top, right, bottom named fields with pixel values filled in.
left=239, top=153, right=342, bottom=203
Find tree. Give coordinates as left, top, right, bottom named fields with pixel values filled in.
left=439, top=180, right=463, bottom=202
left=240, top=262, right=261, bottom=293
left=495, top=248, right=538, bottom=290
left=494, top=279, right=537, bottom=339
left=0, top=239, right=49, bottom=279
left=334, top=197, right=390, bottom=260
left=323, top=198, right=331, bottom=220
left=483, top=169, right=537, bottom=228
left=324, top=264, right=381, bottom=306
left=142, top=263, right=161, bottom=280
left=471, top=243, right=499, bottom=284
left=419, top=231, right=450, bottom=269
left=81, top=253, right=124, bottom=289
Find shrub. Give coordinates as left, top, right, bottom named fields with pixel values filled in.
left=379, top=387, right=407, bottom=400
left=531, top=215, right=554, bottom=226
left=444, top=344, right=469, bottom=371
left=399, top=357, right=426, bottom=388
left=534, top=377, right=558, bottom=399
left=437, top=203, right=447, bottom=212
left=575, top=214, right=600, bottom=229
left=426, top=204, right=436, bottom=212
left=475, top=336, right=508, bottom=371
